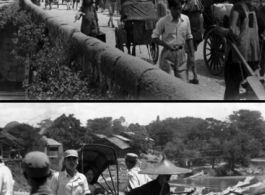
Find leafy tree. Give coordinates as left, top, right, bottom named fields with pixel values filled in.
left=86, top=117, right=113, bottom=136
left=126, top=123, right=150, bottom=152
left=222, top=131, right=262, bottom=171
left=146, top=117, right=205, bottom=148
left=164, top=138, right=185, bottom=160
left=113, top=117, right=127, bottom=134
left=45, top=114, right=92, bottom=150
left=227, top=110, right=265, bottom=147
left=37, top=118, right=53, bottom=132
left=8, top=123, right=46, bottom=155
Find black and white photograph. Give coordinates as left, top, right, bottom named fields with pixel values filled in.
left=1, top=0, right=265, bottom=100
left=1, top=102, right=265, bottom=195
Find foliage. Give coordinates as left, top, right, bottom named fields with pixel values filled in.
left=227, top=110, right=265, bottom=147
left=7, top=123, right=46, bottom=155
left=12, top=18, right=92, bottom=99
left=146, top=117, right=205, bottom=148
left=10, top=7, right=111, bottom=100
left=37, top=118, right=53, bottom=130
left=112, top=117, right=127, bottom=134
left=86, top=117, right=114, bottom=136
left=45, top=114, right=93, bottom=150
left=0, top=2, right=20, bottom=31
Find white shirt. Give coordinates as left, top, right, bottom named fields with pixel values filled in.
left=50, top=170, right=89, bottom=195
left=152, top=13, right=193, bottom=47
left=126, top=167, right=152, bottom=190
left=0, top=162, right=14, bottom=195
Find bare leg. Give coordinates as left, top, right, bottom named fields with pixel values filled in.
left=187, top=52, right=199, bottom=84
left=110, top=15, right=114, bottom=27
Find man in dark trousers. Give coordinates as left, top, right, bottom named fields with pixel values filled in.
left=22, top=151, right=53, bottom=195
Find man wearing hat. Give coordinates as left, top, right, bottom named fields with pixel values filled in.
left=126, top=156, right=191, bottom=195
left=120, top=153, right=152, bottom=192
left=22, top=151, right=53, bottom=195
left=0, top=155, right=14, bottom=195
left=50, top=149, right=89, bottom=195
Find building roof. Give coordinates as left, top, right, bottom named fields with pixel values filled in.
left=42, top=136, right=62, bottom=146
left=113, top=135, right=131, bottom=142
left=124, top=132, right=135, bottom=136
left=145, top=137, right=154, bottom=142
left=93, top=134, right=107, bottom=139
left=0, top=128, right=23, bottom=149
left=105, top=137, right=131, bottom=149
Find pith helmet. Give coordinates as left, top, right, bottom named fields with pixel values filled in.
left=139, top=155, right=191, bottom=175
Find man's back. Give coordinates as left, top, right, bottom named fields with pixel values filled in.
left=0, top=163, right=14, bottom=195
left=127, top=167, right=152, bottom=190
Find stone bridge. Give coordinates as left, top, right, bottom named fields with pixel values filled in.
left=1, top=0, right=214, bottom=100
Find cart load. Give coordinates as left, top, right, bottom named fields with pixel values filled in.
left=211, top=3, right=233, bottom=23
left=121, top=0, right=156, bottom=21
left=116, top=0, right=159, bottom=63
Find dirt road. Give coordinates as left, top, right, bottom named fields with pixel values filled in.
left=38, top=1, right=225, bottom=100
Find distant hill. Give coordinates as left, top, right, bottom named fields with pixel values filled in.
left=4, top=121, right=20, bottom=130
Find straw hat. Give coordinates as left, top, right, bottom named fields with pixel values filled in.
left=139, top=155, right=191, bottom=175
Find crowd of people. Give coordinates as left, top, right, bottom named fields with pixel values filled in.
left=33, top=0, right=265, bottom=100
left=1, top=150, right=183, bottom=195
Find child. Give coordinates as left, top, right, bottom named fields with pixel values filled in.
left=75, top=0, right=100, bottom=37
left=152, top=0, right=195, bottom=82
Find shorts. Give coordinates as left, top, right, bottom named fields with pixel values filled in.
left=108, top=1, right=115, bottom=15
left=159, top=48, right=187, bottom=82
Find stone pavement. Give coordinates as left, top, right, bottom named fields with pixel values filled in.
left=38, top=1, right=153, bottom=60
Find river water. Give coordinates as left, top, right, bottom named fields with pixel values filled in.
left=169, top=160, right=265, bottom=194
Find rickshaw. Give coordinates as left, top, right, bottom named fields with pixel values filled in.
left=201, top=0, right=265, bottom=99
left=115, top=0, right=160, bottom=64
left=77, top=144, right=120, bottom=195
left=201, top=0, right=232, bottom=75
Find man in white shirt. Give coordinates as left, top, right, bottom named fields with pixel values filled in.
left=50, top=150, right=89, bottom=195
left=120, top=153, right=152, bottom=192
left=152, top=0, right=195, bottom=82
left=0, top=156, right=14, bottom=195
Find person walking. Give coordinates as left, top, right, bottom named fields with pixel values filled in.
left=75, top=0, right=100, bottom=37
left=182, top=0, right=204, bottom=84
left=152, top=0, right=195, bottom=82
left=0, top=156, right=14, bottom=195
left=66, top=0, right=72, bottom=9
left=22, top=151, right=53, bottom=195
left=50, top=149, right=90, bottom=195
left=73, top=0, right=80, bottom=9
left=44, top=0, right=52, bottom=10
left=216, top=0, right=261, bottom=100
left=107, top=0, right=116, bottom=28
left=119, top=153, right=152, bottom=192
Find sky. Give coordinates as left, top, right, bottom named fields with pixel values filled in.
left=0, top=103, right=264, bottom=127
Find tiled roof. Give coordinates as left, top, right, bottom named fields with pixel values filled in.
left=106, top=137, right=130, bottom=149
left=113, top=135, right=131, bottom=142
left=42, top=136, right=61, bottom=146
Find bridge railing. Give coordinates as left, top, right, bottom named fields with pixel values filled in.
left=19, top=0, right=208, bottom=100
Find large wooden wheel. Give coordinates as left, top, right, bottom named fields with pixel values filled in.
left=203, top=27, right=226, bottom=76
left=115, top=27, right=124, bottom=52
left=148, top=42, right=159, bottom=64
